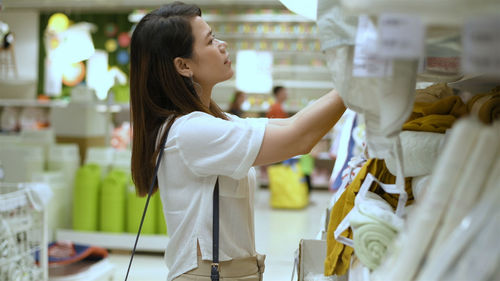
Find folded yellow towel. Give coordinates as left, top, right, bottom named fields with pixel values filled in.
left=403, top=115, right=456, bottom=133
left=466, top=87, right=500, bottom=124
left=410, top=96, right=467, bottom=120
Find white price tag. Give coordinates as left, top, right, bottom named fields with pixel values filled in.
left=377, top=13, right=425, bottom=59
left=353, top=15, right=393, bottom=77
left=463, top=17, right=500, bottom=76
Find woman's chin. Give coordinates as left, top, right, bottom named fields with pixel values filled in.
left=222, top=70, right=234, bottom=82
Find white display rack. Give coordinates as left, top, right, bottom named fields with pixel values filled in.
left=56, top=229, right=169, bottom=253
left=0, top=183, right=49, bottom=281
left=0, top=99, right=130, bottom=112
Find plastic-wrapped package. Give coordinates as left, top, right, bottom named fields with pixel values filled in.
left=430, top=124, right=499, bottom=257
left=415, top=126, right=500, bottom=281
left=322, top=18, right=418, bottom=158
left=316, top=0, right=357, bottom=52
left=371, top=118, right=482, bottom=281
left=441, top=214, right=500, bottom=281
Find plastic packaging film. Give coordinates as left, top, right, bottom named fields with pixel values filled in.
left=371, top=118, right=482, bottom=281
left=322, top=13, right=419, bottom=158
left=441, top=214, right=500, bottom=281
left=430, top=124, right=499, bottom=258
left=415, top=127, right=500, bottom=281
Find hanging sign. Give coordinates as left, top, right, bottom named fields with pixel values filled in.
left=353, top=15, right=393, bottom=77
left=462, top=16, right=500, bottom=77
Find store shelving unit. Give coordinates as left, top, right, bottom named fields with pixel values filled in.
left=0, top=99, right=68, bottom=108
left=203, top=14, right=312, bottom=23
left=56, top=229, right=169, bottom=253
left=307, top=0, right=500, bottom=279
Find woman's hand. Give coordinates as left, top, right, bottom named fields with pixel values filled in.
left=253, top=89, right=345, bottom=166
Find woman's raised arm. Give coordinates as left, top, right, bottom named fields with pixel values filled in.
left=253, top=89, right=346, bottom=166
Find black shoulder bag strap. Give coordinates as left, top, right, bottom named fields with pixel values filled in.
left=124, top=123, right=221, bottom=281
left=211, top=178, right=220, bottom=281
left=124, top=124, right=171, bottom=281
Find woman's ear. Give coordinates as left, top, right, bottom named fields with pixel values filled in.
left=173, top=57, right=193, bottom=78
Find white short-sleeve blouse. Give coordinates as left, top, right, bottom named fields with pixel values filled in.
left=156, top=111, right=268, bottom=281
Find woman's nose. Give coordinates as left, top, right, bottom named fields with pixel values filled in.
left=216, top=39, right=227, bottom=51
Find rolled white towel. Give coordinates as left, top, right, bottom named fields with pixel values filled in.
left=385, top=131, right=444, bottom=177
left=350, top=191, right=404, bottom=270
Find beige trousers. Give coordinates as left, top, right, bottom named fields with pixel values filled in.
left=174, top=254, right=266, bottom=281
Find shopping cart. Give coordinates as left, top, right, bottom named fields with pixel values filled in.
left=0, top=183, right=48, bottom=281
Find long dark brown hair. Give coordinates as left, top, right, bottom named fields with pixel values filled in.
left=130, top=1, right=227, bottom=196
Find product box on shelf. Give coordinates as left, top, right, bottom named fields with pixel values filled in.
left=0, top=79, right=37, bottom=100
left=50, top=103, right=108, bottom=138
left=297, top=239, right=346, bottom=281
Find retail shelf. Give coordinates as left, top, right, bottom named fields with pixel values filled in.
left=273, top=51, right=325, bottom=56
left=0, top=99, right=69, bottom=107
left=49, top=259, right=115, bottom=281
left=56, top=229, right=168, bottom=252
left=340, top=0, right=500, bottom=26
left=95, top=102, right=130, bottom=113
left=204, top=14, right=313, bottom=23
left=218, top=33, right=318, bottom=40
left=273, top=65, right=330, bottom=74
left=215, top=79, right=334, bottom=90
left=3, top=0, right=281, bottom=10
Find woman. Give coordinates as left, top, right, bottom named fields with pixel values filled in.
left=130, top=2, right=345, bottom=280
left=228, top=90, right=246, bottom=117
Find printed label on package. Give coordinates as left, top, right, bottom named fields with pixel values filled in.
left=462, top=17, right=500, bottom=76
left=377, top=13, right=425, bottom=59
left=353, top=15, right=393, bottom=77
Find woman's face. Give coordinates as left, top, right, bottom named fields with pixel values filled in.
left=188, top=16, right=233, bottom=87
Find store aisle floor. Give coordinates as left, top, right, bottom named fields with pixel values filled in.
left=108, top=188, right=333, bottom=281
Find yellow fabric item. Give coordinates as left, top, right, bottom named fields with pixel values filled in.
left=325, top=159, right=413, bottom=276
left=466, top=87, right=500, bottom=124
left=268, top=163, right=308, bottom=209
left=410, top=96, right=467, bottom=120
left=414, top=83, right=454, bottom=104
left=403, top=115, right=457, bottom=133
left=404, top=95, right=467, bottom=133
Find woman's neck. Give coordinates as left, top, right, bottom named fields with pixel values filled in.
left=198, top=83, right=213, bottom=108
